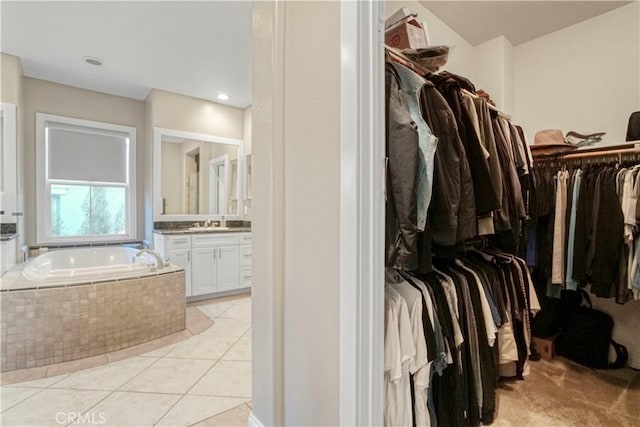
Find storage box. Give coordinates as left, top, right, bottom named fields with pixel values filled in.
left=385, top=16, right=428, bottom=50
left=532, top=336, right=556, bottom=361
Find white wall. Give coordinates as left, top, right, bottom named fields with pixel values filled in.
left=282, top=1, right=341, bottom=424
left=514, top=2, right=640, bottom=144
left=22, top=77, right=146, bottom=245
left=1, top=53, right=25, bottom=253
left=473, top=36, right=514, bottom=114
left=251, top=1, right=342, bottom=425
left=146, top=89, right=243, bottom=139
left=385, top=0, right=477, bottom=81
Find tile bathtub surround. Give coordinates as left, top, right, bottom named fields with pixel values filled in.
left=0, top=272, right=186, bottom=372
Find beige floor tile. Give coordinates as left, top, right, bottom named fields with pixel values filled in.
left=0, top=387, right=42, bottom=412
left=190, top=403, right=251, bottom=427
left=222, top=338, right=251, bottom=361
left=141, top=343, right=180, bottom=357
left=50, top=357, right=157, bottom=391
left=242, top=328, right=252, bottom=338
left=166, top=334, right=239, bottom=360
left=196, top=303, right=235, bottom=319
left=189, top=361, right=251, bottom=398
left=5, top=373, right=70, bottom=389
left=119, top=357, right=214, bottom=394
left=200, top=318, right=251, bottom=337
left=234, top=298, right=251, bottom=307
left=0, top=388, right=108, bottom=427
left=217, top=305, right=251, bottom=320
left=156, top=395, right=249, bottom=427
left=74, top=391, right=180, bottom=427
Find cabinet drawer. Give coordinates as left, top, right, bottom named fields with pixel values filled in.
left=240, top=245, right=252, bottom=267
left=240, top=233, right=252, bottom=244
left=241, top=266, right=252, bottom=287
left=167, top=235, right=191, bottom=249
left=192, top=234, right=240, bottom=248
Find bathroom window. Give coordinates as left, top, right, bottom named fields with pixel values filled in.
left=36, top=113, right=136, bottom=243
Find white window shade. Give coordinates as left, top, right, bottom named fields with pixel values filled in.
left=47, top=124, right=129, bottom=184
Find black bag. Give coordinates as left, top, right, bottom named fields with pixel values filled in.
left=555, top=290, right=628, bottom=369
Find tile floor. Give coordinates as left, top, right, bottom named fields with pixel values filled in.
left=0, top=294, right=252, bottom=427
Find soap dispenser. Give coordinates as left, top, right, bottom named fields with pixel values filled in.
left=220, top=216, right=226, bottom=228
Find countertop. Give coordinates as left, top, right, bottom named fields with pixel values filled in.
left=153, top=227, right=251, bottom=235
left=0, top=233, right=17, bottom=241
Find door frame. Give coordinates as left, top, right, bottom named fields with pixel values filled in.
left=209, top=154, right=229, bottom=214
left=250, top=1, right=384, bottom=425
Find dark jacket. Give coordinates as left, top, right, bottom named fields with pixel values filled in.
left=428, top=73, right=500, bottom=216
left=419, top=79, right=477, bottom=245
left=385, top=62, right=419, bottom=270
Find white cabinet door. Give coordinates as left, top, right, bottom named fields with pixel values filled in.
left=192, top=247, right=217, bottom=296
left=1, top=239, right=16, bottom=276
left=168, top=248, right=191, bottom=297
left=216, top=245, right=240, bottom=291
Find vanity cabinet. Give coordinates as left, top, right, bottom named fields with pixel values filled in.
left=153, top=232, right=250, bottom=299
left=1, top=238, right=17, bottom=276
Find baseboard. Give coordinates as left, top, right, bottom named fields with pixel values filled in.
left=248, top=411, right=264, bottom=427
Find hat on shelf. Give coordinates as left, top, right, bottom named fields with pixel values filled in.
left=565, top=131, right=606, bottom=147
left=627, top=111, right=640, bottom=142
left=530, top=129, right=578, bottom=156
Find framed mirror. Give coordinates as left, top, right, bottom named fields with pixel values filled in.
left=153, top=127, right=244, bottom=221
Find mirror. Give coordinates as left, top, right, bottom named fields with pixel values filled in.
left=153, top=128, right=244, bottom=221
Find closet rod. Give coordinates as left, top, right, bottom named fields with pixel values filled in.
left=460, top=88, right=509, bottom=118
left=385, top=44, right=428, bottom=75
left=385, top=45, right=511, bottom=118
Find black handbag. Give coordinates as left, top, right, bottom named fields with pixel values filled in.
left=555, top=289, right=628, bottom=369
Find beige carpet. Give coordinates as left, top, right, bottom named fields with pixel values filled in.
left=495, top=357, right=639, bottom=426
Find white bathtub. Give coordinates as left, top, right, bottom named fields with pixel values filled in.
left=22, top=247, right=158, bottom=285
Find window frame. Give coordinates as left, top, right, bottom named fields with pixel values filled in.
left=36, top=113, right=137, bottom=244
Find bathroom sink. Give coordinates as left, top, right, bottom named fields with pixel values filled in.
left=188, top=227, right=229, bottom=232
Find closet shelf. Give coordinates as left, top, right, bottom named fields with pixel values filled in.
left=533, top=140, right=640, bottom=161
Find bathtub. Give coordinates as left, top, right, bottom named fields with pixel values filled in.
left=1, top=246, right=186, bottom=372
left=22, top=246, right=158, bottom=285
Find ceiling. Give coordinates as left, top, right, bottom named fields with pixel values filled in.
left=1, top=1, right=252, bottom=108
left=420, top=1, right=633, bottom=46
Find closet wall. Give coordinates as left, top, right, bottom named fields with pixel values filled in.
left=514, top=2, right=640, bottom=144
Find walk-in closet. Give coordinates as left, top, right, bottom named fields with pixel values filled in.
left=383, top=2, right=639, bottom=425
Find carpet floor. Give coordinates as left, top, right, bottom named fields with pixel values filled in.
left=495, top=357, right=639, bottom=426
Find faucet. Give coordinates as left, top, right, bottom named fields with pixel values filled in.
left=134, top=249, right=167, bottom=270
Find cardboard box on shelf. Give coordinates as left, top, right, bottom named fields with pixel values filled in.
left=385, top=16, right=428, bottom=50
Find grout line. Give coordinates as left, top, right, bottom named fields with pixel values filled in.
left=0, top=387, right=48, bottom=414
left=186, top=401, right=252, bottom=427
left=66, top=356, right=166, bottom=427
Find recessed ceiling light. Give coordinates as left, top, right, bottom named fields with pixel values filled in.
left=217, top=93, right=229, bottom=101
left=83, top=56, right=104, bottom=66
